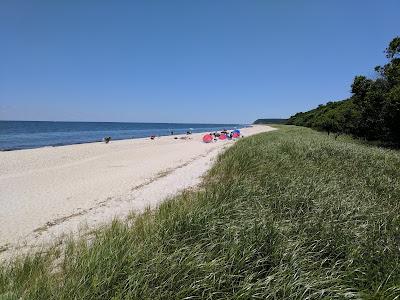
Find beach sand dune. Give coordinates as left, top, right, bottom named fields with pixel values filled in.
left=0, top=125, right=274, bottom=258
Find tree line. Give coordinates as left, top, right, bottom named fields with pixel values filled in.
left=287, top=37, right=400, bottom=146
left=253, top=119, right=287, bottom=124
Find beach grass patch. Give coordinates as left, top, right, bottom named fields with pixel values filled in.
left=1, top=125, right=400, bottom=299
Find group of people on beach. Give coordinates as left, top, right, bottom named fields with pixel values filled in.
left=103, top=129, right=241, bottom=144
left=149, top=129, right=241, bottom=143
left=202, top=129, right=241, bottom=143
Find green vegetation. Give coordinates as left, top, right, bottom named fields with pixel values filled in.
left=253, top=119, right=287, bottom=124
left=1, top=126, right=400, bottom=299
left=287, top=37, right=400, bottom=146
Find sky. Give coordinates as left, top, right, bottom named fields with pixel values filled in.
left=0, top=0, right=399, bottom=124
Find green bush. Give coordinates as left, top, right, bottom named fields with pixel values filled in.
left=287, top=37, right=400, bottom=146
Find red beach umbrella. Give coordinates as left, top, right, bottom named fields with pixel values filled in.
left=219, top=134, right=227, bottom=140
left=232, top=132, right=240, bottom=139
left=203, top=134, right=213, bottom=143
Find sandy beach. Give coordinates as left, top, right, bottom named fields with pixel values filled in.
left=0, top=125, right=274, bottom=257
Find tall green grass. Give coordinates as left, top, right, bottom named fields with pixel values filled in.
left=1, top=126, right=400, bottom=299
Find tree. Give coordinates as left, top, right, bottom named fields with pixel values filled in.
left=385, top=36, right=400, bottom=59
left=287, top=36, right=400, bottom=146
left=383, top=84, right=400, bottom=142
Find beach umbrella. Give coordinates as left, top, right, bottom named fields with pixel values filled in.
left=219, top=134, right=227, bottom=140
left=203, top=134, right=213, bottom=143
left=233, top=129, right=241, bottom=135
left=232, top=132, right=240, bottom=139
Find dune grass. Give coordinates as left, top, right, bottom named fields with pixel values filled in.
left=1, top=125, right=400, bottom=299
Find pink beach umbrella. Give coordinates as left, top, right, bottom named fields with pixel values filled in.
left=232, top=132, right=240, bottom=139
left=219, top=134, right=227, bottom=140
left=203, top=134, right=213, bottom=143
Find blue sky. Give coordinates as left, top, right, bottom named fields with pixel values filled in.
left=0, top=0, right=399, bottom=124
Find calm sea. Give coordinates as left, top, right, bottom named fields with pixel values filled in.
left=0, top=121, right=244, bottom=151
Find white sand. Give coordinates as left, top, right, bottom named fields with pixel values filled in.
left=0, top=125, right=275, bottom=258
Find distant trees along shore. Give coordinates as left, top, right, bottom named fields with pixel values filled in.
left=287, top=36, right=400, bottom=146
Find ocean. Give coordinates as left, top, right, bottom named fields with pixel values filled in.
left=0, top=121, right=244, bottom=151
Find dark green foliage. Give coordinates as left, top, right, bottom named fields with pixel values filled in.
left=287, top=99, right=361, bottom=136
left=386, top=37, right=400, bottom=59
left=253, top=119, right=287, bottom=124
left=287, top=37, right=400, bottom=145
left=1, top=126, right=400, bottom=299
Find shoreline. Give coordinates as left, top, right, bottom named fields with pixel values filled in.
left=0, top=125, right=275, bottom=259
left=0, top=122, right=248, bottom=152
left=0, top=126, right=247, bottom=152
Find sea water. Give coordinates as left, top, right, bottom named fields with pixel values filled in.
left=0, top=121, right=244, bottom=151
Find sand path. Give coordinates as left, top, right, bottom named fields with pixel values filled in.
left=0, top=125, right=274, bottom=258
